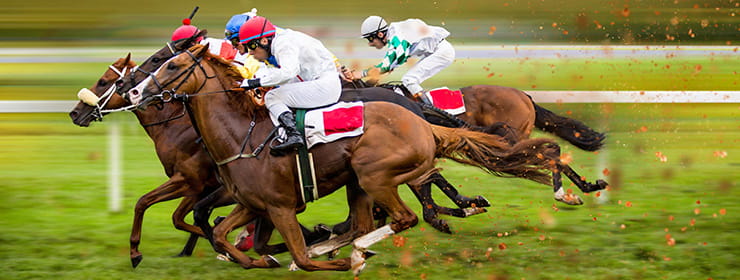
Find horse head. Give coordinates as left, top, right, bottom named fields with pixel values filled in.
left=129, top=43, right=249, bottom=113
left=119, top=29, right=208, bottom=102
left=69, top=53, right=136, bottom=127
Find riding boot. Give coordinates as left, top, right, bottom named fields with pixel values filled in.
left=272, top=111, right=304, bottom=154
left=414, top=91, right=433, bottom=105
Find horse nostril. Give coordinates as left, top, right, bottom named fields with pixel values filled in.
left=69, top=110, right=78, bottom=119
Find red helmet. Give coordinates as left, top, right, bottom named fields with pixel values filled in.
left=171, top=18, right=202, bottom=41
left=238, top=16, right=276, bottom=44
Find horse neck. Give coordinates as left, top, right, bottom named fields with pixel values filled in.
left=185, top=59, right=272, bottom=162
left=131, top=102, right=193, bottom=142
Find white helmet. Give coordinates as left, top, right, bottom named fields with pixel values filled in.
left=360, top=16, right=388, bottom=38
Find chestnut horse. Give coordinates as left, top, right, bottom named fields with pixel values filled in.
left=129, top=44, right=570, bottom=273
left=115, top=30, right=491, bottom=237
left=70, top=52, right=334, bottom=266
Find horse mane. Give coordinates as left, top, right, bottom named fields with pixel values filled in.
left=187, top=44, right=269, bottom=120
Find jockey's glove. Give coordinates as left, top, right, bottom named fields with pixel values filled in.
left=240, top=78, right=261, bottom=90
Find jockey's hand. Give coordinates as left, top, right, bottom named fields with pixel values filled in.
left=240, top=78, right=261, bottom=90
left=340, top=66, right=354, bottom=81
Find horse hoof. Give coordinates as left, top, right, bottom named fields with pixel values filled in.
left=474, top=195, right=491, bottom=207
left=596, top=180, right=609, bottom=190
left=288, top=261, right=299, bottom=271
left=327, top=248, right=340, bottom=260
left=216, top=254, right=231, bottom=262
left=463, top=207, right=487, bottom=217
left=263, top=255, right=281, bottom=268
left=555, top=194, right=584, bottom=205
left=213, top=216, right=226, bottom=225
left=350, top=248, right=367, bottom=276
left=432, top=220, right=452, bottom=234
left=131, top=255, right=143, bottom=268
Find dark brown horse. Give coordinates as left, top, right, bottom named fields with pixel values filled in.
left=129, top=44, right=570, bottom=273
left=69, top=54, right=222, bottom=268
left=347, top=80, right=608, bottom=205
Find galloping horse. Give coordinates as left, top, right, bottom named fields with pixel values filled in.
left=69, top=54, right=220, bottom=268
left=129, top=44, right=572, bottom=273
left=70, top=54, right=335, bottom=266
left=116, top=30, right=492, bottom=236
left=345, top=80, right=608, bottom=205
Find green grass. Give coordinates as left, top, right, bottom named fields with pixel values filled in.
left=0, top=103, right=738, bottom=279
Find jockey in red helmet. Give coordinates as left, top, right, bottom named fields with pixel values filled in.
left=238, top=16, right=341, bottom=155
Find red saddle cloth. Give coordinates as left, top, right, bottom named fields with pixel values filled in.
left=304, top=102, right=365, bottom=148
left=424, top=87, right=466, bottom=115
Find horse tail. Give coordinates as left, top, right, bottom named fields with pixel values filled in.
left=532, top=102, right=606, bottom=151
left=430, top=125, right=558, bottom=186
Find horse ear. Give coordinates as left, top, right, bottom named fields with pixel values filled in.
left=124, top=53, right=131, bottom=65
left=194, top=43, right=210, bottom=57
left=196, top=29, right=208, bottom=38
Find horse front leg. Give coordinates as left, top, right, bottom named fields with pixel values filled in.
left=268, top=206, right=352, bottom=272
left=130, top=173, right=190, bottom=268
left=171, top=196, right=205, bottom=257
left=192, top=186, right=234, bottom=251
left=212, top=205, right=280, bottom=269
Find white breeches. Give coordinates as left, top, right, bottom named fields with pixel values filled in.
left=264, top=72, right=342, bottom=120
left=402, top=40, right=455, bottom=94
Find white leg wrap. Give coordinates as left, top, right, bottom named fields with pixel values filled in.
left=352, top=225, right=395, bottom=250
left=288, top=261, right=300, bottom=271
left=350, top=248, right=367, bottom=276
left=463, top=207, right=486, bottom=217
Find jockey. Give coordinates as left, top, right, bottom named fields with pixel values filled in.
left=238, top=16, right=341, bottom=154
left=170, top=16, right=239, bottom=62
left=343, top=16, right=455, bottom=103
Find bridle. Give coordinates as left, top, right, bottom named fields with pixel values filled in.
left=139, top=49, right=274, bottom=164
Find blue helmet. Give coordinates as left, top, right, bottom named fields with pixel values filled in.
left=225, top=8, right=258, bottom=41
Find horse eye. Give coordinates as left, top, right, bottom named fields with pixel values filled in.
left=152, top=57, right=161, bottom=63
left=97, top=79, right=108, bottom=87
left=167, top=63, right=178, bottom=70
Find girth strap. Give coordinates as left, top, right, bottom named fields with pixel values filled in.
left=295, top=109, right=318, bottom=203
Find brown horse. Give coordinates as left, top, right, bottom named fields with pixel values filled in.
left=129, top=44, right=568, bottom=273
left=114, top=30, right=492, bottom=236
left=70, top=52, right=334, bottom=266
left=348, top=81, right=608, bottom=205
left=69, top=54, right=222, bottom=268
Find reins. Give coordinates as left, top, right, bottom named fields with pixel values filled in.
left=157, top=49, right=271, bottom=165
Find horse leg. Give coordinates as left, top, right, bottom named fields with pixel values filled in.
left=171, top=196, right=204, bottom=257
left=350, top=182, right=419, bottom=276
left=429, top=172, right=491, bottom=209
left=212, top=205, right=280, bottom=268
left=130, top=173, right=191, bottom=268
left=407, top=182, right=451, bottom=234
left=268, top=206, right=353, bottom=271
left=307, top=181, right=374, bottom=258
left=192, top=186, right=234, bottom=250
left=559, top=163, right=609, bottom=193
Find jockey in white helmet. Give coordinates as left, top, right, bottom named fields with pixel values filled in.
left=343, top=16, right=455, bottom=102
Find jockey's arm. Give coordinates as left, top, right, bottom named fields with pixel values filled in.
left=258, top=44, right=300, bottom=87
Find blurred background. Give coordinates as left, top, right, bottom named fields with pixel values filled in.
left=1, top=1, right=738, bottom=279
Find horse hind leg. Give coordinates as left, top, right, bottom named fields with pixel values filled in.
left=212, top=205, right=280, bottom=269
left=408, top=182, right=451, bottom=234
left=430, top=172, right=491, bottom=208
left=559, top=163, right=609, bottom=193
left=552, top=167, right=584, bottom=205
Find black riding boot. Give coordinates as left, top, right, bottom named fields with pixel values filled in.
left=272, top=111, right=304, bottom=155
